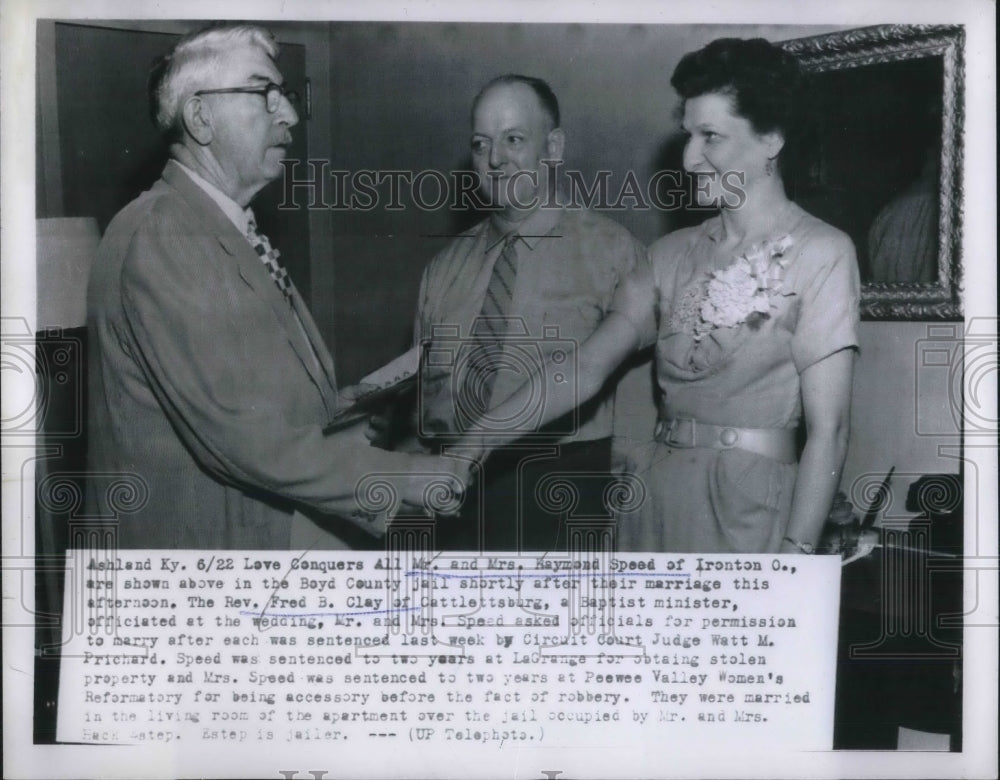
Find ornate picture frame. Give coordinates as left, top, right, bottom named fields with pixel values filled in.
left=780, top=25, right=965, bottom=320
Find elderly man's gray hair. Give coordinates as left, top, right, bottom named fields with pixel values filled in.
left=148, top=24, right=279, bottom=141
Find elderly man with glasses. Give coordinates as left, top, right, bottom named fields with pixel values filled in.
left=87, top=24, right=462, bottom=549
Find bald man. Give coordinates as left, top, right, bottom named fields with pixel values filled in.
left=408, top=74, right=647, bottom=551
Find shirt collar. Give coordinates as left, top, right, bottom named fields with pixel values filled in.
left=486, top=205, right=563, bottom=253
left=173, top=161, right=253, bottom=236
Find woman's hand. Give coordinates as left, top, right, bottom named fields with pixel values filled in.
left=779, top=536, right=813, bottom=555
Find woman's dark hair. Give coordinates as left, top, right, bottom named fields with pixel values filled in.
left=670, top=37, right=806, bottom=141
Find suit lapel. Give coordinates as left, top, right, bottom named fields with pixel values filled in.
left=288, top=287, right=339, bottom=405
left=162, top=162, right=339, bottom=411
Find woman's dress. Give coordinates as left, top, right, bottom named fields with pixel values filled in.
left=614, top=203, right=860, bottom=552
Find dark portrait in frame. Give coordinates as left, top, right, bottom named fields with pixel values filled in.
left=781, top=25, right=964, bottom=320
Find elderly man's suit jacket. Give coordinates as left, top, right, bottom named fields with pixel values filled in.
left=87, top=161, right=420, bottom=548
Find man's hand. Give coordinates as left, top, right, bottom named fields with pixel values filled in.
left=338, top=383, right=400, bottom=448
left=338, top=382, right=379, bottom=404
left=364, top=411, right=394, bottom=447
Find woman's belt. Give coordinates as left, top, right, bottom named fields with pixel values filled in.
left=654, top=417, right=797, bottom=463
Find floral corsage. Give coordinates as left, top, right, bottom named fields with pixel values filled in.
left=670, top=235, right=795, bottom=341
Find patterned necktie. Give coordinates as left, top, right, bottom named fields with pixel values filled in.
left=460, top=232, right=520, bottom=422
left=246, top=217, right=293, bottom=302
left=479, top=232, right=519, bottom=338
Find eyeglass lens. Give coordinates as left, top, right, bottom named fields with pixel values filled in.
left=266, top=84, right=299, bottom=112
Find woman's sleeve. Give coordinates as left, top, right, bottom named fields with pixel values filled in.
left=608, top=249, right=659, bottom=349
left=790, top=228, right=862, bottom=373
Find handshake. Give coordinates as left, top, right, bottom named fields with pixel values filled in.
left=338, top=382, right=481, bottom=519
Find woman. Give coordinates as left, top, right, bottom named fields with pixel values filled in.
left=462, top=38, right=859, bottom=554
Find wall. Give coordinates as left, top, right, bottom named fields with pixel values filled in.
left=842, top=321, right=963, bottom=518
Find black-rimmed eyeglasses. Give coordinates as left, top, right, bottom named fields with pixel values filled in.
left=194, top=82, right=300, bottom=113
